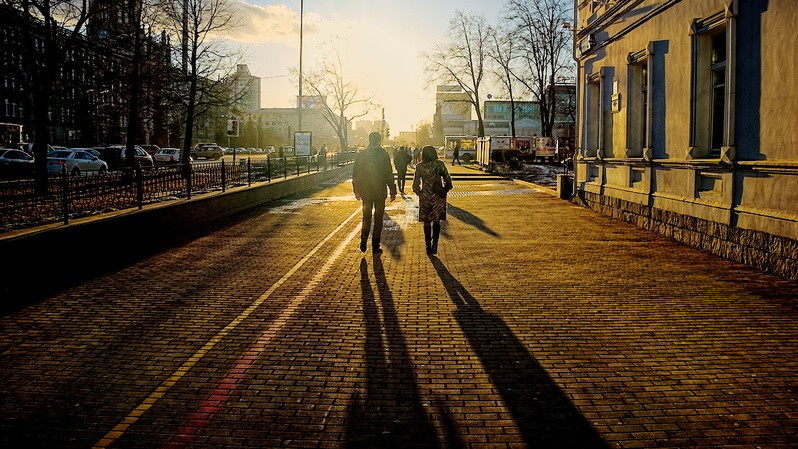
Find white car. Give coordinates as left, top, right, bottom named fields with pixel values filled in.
left=153, top=148, right=191, bottom=165
left=47, top=149, right=108, bottom=175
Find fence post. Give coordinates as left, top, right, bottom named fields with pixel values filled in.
left=267, top=156, right=272, bottom=182
left=283, top=157, right=287, bottom=179
left=221, top=159, right=226, bottom=192
left=247, top=158, right=252, bottom=186
left=296, top=157, right=300, bottom=177
left=61, top=167, right=69, bottom=225
left=136, top=162, right=143, bottom=210
left=186, top=163, right=192, bottom=200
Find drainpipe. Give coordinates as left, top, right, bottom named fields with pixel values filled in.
left=571, top=0, right=579, bottom=199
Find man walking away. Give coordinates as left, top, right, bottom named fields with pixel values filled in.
left=452, top=143, right=461, bottom=165
left=394, top=146, right=411, bottom=194
left=353, top=132, right=397, bottom=253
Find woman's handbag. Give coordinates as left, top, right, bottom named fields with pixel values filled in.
left=431, top=161, right=449, bottom=198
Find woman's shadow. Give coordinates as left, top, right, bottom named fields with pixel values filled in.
left=344, top=257, right=440, bottom=448
left=430, top=257, right=609, bottom=448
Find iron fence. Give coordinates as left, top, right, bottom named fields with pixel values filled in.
left=0, top=152, right=356, bottom=233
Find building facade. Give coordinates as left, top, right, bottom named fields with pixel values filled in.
left=573, top=0, right=797, bottom=279
left=482, top=100, right=541, bottom=138
left=433, top=85, right=474, bottom=142
left=228, top=64, right=261, bottom=113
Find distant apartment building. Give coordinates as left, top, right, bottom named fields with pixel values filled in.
left=573, top=0, right=797, bottom=280
left=433, top=86, right=474, bottom=142
left=0, top=2, right=173, bottom=147
left=482, top=100, right=541, bottom=137
left=228, top=65, right=261, bottom=113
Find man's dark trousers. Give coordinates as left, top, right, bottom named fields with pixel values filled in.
left=361, top=197, right=386, bottom=246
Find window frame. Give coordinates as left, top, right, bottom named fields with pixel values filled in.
left=689, top=9, right=737, bottom=160
left=626, top=46, right=652, bottom=158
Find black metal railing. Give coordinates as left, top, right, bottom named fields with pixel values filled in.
left=0, top=152, right=357, bottom=233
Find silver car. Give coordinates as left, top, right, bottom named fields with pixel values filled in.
left=153, top=148, right=192, bottom=165
left=47, top=149, right=108, bottom=175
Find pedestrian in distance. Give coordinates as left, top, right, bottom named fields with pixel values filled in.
left=452, top=143, right=461, bottom=165
left=412, top=147, right=421, bottom=166
left=394, top=146, right=411, bottom=194
left=353, top=132, right=397, bottom=254
left=412, top=145, right=453, bottom=255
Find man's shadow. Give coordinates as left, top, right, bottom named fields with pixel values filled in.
left=430, top=258, right=609, bottom=448
left=345, top=257, right=440, bottom=448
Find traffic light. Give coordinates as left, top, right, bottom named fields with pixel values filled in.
left=227, top=119, right=239, bottom=137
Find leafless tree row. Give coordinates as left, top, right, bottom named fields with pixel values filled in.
left=2, top=0, right=242, bottom=189
left=423, top=0, right=575, bottom=139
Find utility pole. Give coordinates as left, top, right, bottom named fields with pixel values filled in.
left=298, top=0, right=304, bottom=135
left=381, top=108, right=385, bottom=140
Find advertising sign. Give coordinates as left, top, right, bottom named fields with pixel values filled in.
left=294, top=131, right=312, bottom=157
left=535, top=136, right=557, bottom=157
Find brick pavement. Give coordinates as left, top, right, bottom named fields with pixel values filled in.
left=1, top=161, right=797, bottom=449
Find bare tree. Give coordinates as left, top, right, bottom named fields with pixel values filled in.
left=423, top=11, right=493, bottom=137
left=5, top=0, right=100, bottom=192
left=163, top=0, right=239, bottom=169
left=488, top=24, right=520, bottom=139
left=298, top=52, right=375, bottom=152
left=505, top=0, right=573, bottom=137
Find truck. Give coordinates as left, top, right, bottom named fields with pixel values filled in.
left=476, top=136, right=518, bottom=171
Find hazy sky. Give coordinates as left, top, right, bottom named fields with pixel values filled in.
left=223, top=0, right=503, bottom=133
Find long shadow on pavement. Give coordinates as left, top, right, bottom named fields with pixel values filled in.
left=447, top=204, right=500, bottom=237
left=345, top=257, right=441, bottom=449
left=430, top=257, right=610, bottom=448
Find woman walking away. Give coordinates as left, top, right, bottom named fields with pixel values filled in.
left=413, top=146, right=453, bottom=255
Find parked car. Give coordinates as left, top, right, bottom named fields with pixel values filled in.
left=153, top=147, right=192, bottom=165
left=16, top=143, right=54, bottom=155
left=140, top=144, right=161, bottom=156
left=0, top=148, right=35, bottom=178
left=280, top=145, right=294, bottom=156
left=47, top=149, right=108, bottom=175
left=98, top=145, right=154, bottom=170
left=190, top=144, right=225, bottom=160
left=74, top=147, right=102, bottom=157
left=264, top=145, right=276, bottom=154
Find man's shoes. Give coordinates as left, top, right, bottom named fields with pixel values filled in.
left=359, top=240, right=367, bottom=252
left=431, top=240, right=438, bottom=254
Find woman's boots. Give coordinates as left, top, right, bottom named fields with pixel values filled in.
left=424, top=222, right=433, bottom=254
left=424, top=222, right=441, bottom=255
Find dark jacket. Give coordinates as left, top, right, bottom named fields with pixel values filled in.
left=394, top=149, right=411, bottom=172
left=353, top=144, right=397, bottom=200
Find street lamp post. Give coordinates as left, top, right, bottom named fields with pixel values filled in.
left=298, top=0, right=304, bottom=136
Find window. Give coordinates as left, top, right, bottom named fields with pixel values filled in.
left=627, top=49, right=650, bottom=157
left=690, top=12, right=735, bottom=158
left=585, top=73, right=601, bottom=155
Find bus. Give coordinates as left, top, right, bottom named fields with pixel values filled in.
left=444, top=136, right=477, bottom=162
left=0, top=123, right=23, bottom=148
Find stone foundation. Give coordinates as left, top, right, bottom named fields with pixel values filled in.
left=575, top=191, right=798, bottom=281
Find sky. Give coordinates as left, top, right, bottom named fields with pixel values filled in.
left=221, top=0, right=503, bottom=133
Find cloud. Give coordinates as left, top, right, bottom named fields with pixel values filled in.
left=225, top=2, right=321, bottom=44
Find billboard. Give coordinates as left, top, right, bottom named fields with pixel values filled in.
left=294, top=131, right=312, bottom=157
left=535, top=136, right=557, bottom=157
